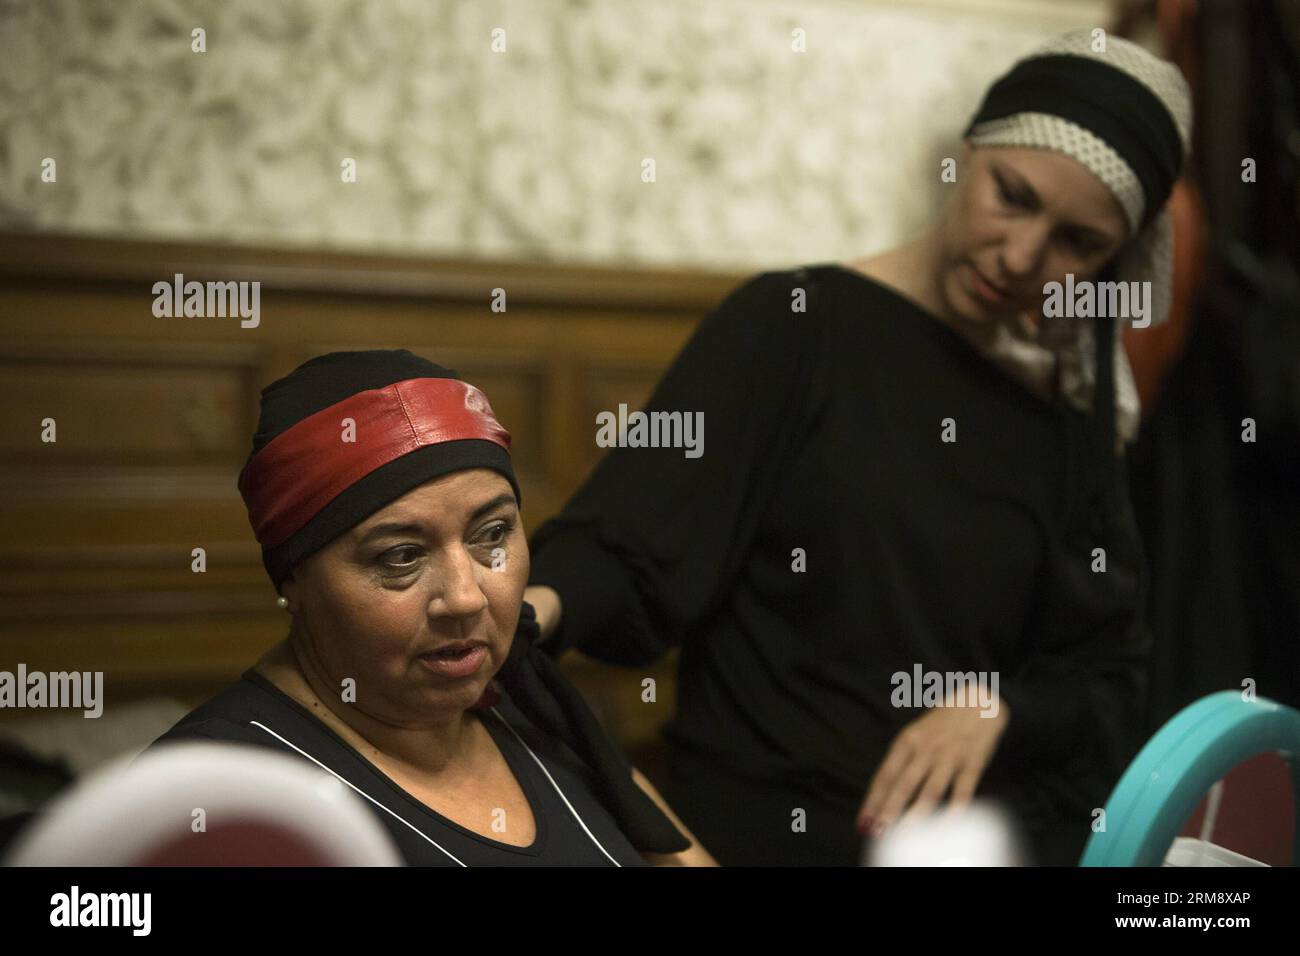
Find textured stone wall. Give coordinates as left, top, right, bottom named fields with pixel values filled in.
left=0, top=0, right=1105, bottom=269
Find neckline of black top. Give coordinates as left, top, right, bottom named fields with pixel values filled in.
left=821, top=261, right=1072, bottom=422
left=822, top=261, right=978, bottom=350
left=239, top=667, right=550, bottom=857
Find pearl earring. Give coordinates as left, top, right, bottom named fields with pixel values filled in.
left=276, top=596, right=289, bottom=610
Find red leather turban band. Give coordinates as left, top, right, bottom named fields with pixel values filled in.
left=236, top=349, right=692, bottom=855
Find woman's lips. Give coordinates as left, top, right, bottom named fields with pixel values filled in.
left=967, top=263, right=1010, bottom=305
left=417, top=643, right=488, bottom=679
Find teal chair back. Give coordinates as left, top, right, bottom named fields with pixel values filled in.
left=1081, top=690, right=1300, bottom=866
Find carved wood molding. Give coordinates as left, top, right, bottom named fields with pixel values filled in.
left=0, top=232, right=744, bottom=313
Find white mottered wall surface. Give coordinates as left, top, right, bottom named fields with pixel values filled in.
left=1, top=0, right=1106, bottom=268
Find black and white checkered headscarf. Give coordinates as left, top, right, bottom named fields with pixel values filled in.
left=963, top=30, right=1193, bottom=444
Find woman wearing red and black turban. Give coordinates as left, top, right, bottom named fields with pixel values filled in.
left=151, top=349, right=712, bottom=866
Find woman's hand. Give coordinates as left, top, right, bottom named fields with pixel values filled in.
left=855, top=695, right=1011, bottom=838
left=523, top=585, right=562, bottom=642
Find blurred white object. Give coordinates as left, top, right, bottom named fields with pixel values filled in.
left=865, top=799, right=1027, bottom=866
left=3, top=742, right=401, bottom=866
left=1162, top=836, right=1268, bottom=867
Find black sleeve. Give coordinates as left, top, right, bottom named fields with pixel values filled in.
left=996, top=467, right=1154, bottom=785
left=528, top=269, right=820, bottom=665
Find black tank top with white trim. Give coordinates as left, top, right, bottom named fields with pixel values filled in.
left=150, top=669, right=648, bottom=866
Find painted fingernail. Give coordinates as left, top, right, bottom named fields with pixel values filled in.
left=857, top=817, right=871, bottom=836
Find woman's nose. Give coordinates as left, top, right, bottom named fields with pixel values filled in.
left=999, top=220, right=1050, bottom=279
left=430, top=551, right=489, bottom=617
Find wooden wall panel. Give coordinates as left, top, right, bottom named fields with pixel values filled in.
left=0, top=233, right=743, bottom=763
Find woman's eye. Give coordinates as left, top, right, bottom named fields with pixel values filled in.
left=996, top=176, right=1030, bottom=209
left=478, top=520, right=511, bottom=546
left=1063, top=231, right=1102, bottom=255
left=381, top=546, right=422, bottom=568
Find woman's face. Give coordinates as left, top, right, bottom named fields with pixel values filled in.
left=935, top=143, right=1131, bottom=325
left=280, top=468, right=527, bottom=728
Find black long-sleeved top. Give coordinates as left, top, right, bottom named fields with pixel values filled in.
left=529, top=263, right=1152, bottom=866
